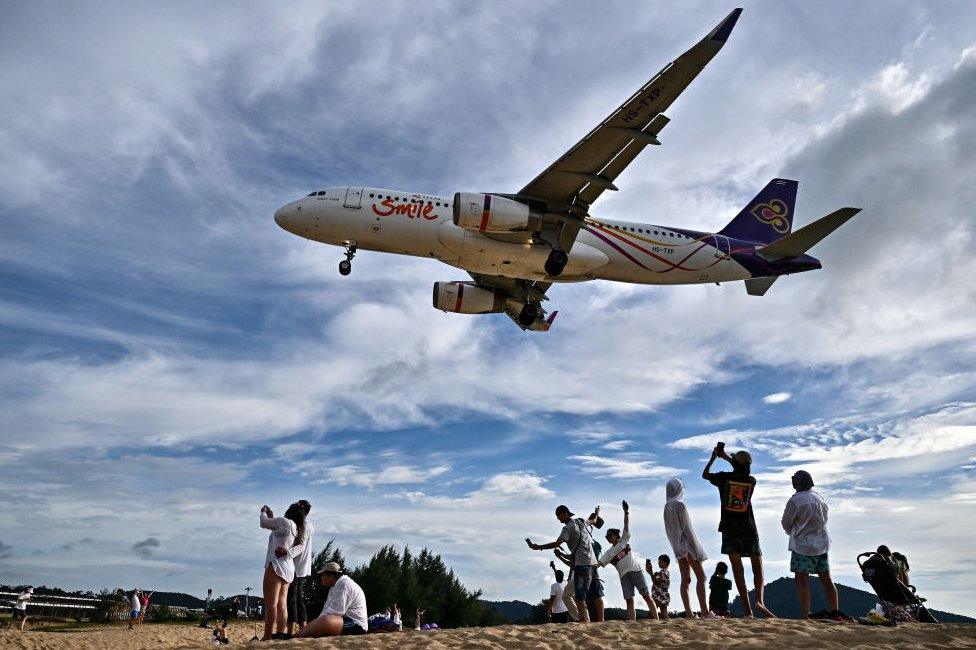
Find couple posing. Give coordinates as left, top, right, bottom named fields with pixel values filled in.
left=259, top=499, right=314, bottom=640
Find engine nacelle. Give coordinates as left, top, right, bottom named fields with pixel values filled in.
left=432, top=281, right=506, bottom=314
left=453, top=193, right=539, bottom=233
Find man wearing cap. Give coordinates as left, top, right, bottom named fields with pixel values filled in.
left=702, top=446, right=775, bottom=618
left=526, top=505, right=598, bottom=623
left=781, top=470, right=839, bottom=618
left=298, top=562, right=367, bottom=637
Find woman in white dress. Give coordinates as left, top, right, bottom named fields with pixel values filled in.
left=663, top=477, right=712, bottom=619
left=260, top=503, right=306, bottom=640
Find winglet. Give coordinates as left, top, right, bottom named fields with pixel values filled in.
left=542, top=311, right=559, bottom=332
left=708, top=8, right=743, bottom=43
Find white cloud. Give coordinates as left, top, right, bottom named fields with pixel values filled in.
left=326, top=464, right=450, bottom=489
left=763, top=392, right=792, bottom=405
left=570, top=454, right=681, bottom=481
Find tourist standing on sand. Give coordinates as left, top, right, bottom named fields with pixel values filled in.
left=547, top=569, right=570, bottom=623
left=702, top=445, right=775, bottom=618
left=260, top=502, right=306, bottom=640
left=12, top=586, right=32, bottom=630
left=127, top=589, right=141, bottom=630
left=663, top=478, right=713, bottom=619
left=597, top=500, right=658, bottom=621
left=137, top=590, right=153, bottom=624
left=298, top=562, right=368, bottom=637
left=285, top=499, right=314, bottom=635
left=527, top=504, right=598, bottom=623
left=549, top=560, right=579, bottom=620
left=780, top=470, right=839, bottom=618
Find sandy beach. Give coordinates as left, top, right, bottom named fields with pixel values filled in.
left=2, top=619, right=974, bottom=649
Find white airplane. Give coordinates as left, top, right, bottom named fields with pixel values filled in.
left=275, top=8, right=860, bottom=331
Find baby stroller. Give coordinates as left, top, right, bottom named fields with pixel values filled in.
left=857, top=552, right=938, bottom=624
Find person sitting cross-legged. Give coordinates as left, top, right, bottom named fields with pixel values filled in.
left=298, top=563, right=368, bottom=638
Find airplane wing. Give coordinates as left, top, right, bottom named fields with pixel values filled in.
left=467, top=272, right=556, bottom=331
left=517, top=8, right=742, bottom=214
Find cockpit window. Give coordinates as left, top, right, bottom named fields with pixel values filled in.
left=307, top=192, right=316, bottom=197
left=317, top=191, right=327, bottom=196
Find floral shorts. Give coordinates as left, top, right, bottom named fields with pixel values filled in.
left=791, top=551, right=829, bottom=574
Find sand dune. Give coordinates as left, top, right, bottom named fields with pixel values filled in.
left=2, top=619, right=974, bottom=649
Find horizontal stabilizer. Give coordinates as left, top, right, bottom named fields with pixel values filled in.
left=758, top=207, right=861, bottom=260
left=745, top=276, right=777, bottom=296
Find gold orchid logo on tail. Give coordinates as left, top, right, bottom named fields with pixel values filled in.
left=750, top=199, right=790, bottom=233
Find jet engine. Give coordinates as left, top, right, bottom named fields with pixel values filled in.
left=432, top=281, right=506, bottom=314
left=453, top=193, right=540, bottom=233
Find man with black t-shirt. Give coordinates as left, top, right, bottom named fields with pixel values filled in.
left=702, top=445, right=775, bottom=618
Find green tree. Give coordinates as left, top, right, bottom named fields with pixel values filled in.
left=306, top=539, right=346, bottom=616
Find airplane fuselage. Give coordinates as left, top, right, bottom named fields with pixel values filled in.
left=274, top=186, right=821, bottom=286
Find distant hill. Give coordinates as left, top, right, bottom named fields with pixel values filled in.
left=484, top=577, right=975, bottom=625
left=731, top=577, right=975, bottom=624
left=480, top=600, right=535, bottom=624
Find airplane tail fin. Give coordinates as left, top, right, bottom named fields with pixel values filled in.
left=757, top=207, right=862, bottom=260
left=719, top=178, right=798, bottom=244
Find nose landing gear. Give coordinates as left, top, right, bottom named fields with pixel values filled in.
left=339, top=241, right=357, bottom=276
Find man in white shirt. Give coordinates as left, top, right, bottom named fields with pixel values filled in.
left=13, top=586, right=32, bottom=630
left=781, top=470, right=839, bottom=618
left=598, top=500, right=658, bottom=621
left=298, top=562, right=368, bottom=637
left=286, top=499, right=314, bottom=634
left=127, top=589, right=141, bottom=630
left=547, top=570, right=570, bottom=623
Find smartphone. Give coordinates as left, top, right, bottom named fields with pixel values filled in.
left=525, top=537, right=532, bottom=546
left=716, top=441, right=725, bottom=452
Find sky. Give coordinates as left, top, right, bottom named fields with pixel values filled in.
left=2, top=0, right=976, bottom=617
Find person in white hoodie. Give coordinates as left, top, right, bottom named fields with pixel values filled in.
left=663, top=478, right=713, bottom=619
left=781, top=470, right=838, bottom=618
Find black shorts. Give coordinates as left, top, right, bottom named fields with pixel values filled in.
left=12, top=608, right=27, bottom=620
left=721, top=533, right=761, bottom=557
left=552, top=611, right=569, bottom=623
left=287, top=577, right=306, bottom=623
left=341, top=617, right=366, bottom=635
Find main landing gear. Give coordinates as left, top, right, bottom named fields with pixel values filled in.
left=544, top=248, right=568, bottom=276
left=518, top=302, right=541, bottom=328
left=339, top=241, right=357, bottom=276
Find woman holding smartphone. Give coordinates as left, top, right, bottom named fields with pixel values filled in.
left=260, top=503, right=306, bottom=640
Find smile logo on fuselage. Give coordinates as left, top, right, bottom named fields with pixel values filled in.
left=750, top=199, right=790, bottom=233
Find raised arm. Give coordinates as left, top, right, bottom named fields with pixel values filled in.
left=622, top=500, right=630, bottom=535
left=702, top=445, right=729, bottom=480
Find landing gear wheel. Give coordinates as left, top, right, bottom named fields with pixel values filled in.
left=338, top=241, right=357, bottom=276
left=518, top=302, right=540, bottom=328
left=544, top=249, right=569, bottom=276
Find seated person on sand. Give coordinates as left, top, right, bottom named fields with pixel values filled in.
left=597, top=499, right=658, bottom=621
left=702, top=445, right=775, bottom=618
left=298, top=562, right=368, bottom=637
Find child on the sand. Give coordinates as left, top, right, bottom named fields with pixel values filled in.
left=648, top=555, right=671, bottom=621
left=709, top=561, right=733, bottom=617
